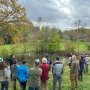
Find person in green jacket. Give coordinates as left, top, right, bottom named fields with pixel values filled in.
left=28, top=59, right=42, bottom=90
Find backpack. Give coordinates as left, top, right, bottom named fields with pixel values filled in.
left=17, top=65, right=29, bottom=82
left=11, top=64, right=18, bottom=79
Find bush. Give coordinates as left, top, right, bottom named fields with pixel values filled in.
left=0, top=48, right=9, bottom=59
left=87, top=44, right=90, bottom=50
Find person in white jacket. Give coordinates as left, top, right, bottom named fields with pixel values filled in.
left=0, top=61, right=11, bottom=90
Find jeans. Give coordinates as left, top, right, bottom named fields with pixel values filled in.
left=53, top=74, right=62, bottom=90
left=28, top=87, right=40, bottom=90
left=19, top=81, right=27, bottom=90
left=13, top=79, right=16, bottom=90
left=79, top=70, right=83, bottom=81
left=1, top=81, right=9, bottom=90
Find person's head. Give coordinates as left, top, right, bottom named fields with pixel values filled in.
left=13, top=58, right=17, bottom=64
left=55, top=57, right=60, bottom=61
left=12, top=55, right=16, bottom=58
left=42, top=58, right=47, bottom=63
left=85, top=54, right=88, bottom=57
left=35, top=59, right=40, bottom=66
left=3, top=61, right=7, bottom=68
left=22, top=60, right=27, bottom=65
left=72, top=55, right=77, bottom=61
left=0, top=61, right=7, bottom=70
left=45, top=54, right=49, bottom=58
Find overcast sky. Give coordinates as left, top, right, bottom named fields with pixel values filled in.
left=19, top=0, right=90, bottom=30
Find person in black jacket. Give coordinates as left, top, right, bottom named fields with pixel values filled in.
left=79, top=56, right=85, bottom=81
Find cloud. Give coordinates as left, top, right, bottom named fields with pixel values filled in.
left=19, top=0, right=90, bottom=30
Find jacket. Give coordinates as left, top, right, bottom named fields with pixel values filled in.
left=52, top=61, right=63, bottom=75
left=17, top=65, right=29, bottom=82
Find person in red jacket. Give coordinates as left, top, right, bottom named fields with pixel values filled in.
left=39, top=58, right=50, bottom=90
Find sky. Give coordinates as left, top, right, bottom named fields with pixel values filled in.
left=19, top=0, right=90, bottom=30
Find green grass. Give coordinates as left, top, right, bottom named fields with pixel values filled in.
left=62, top=40, right=88, bottom=52
left=0, top=41, right=89, bottom=56
left=0, top=42, right=35, bottom=56
left=9, top=65, right=90, bottom=90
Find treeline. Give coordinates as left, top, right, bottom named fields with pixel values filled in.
left=63, top=28, right=90, bottom=42
left=1, top=0, right=90, bottom=55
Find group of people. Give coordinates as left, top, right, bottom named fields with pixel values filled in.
left=0, top=54, right=64, bottom=90
left=68, top=53, right=89, bottom=90
left=0, top=53, right=89, bottom=90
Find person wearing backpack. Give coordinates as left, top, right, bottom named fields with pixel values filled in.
left=17, top=60, right=29, bottom=90
left=11, top=58, right=18, bottom=90
left=52, top=57, right=63, bottom=90
left=78, top=55, right=84, bottom=81
left=45, top=54, right=52, bottom=70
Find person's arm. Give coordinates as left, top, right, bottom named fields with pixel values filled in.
left=52, top=63, right=55, bottom=74
left=26, top=67, right=30, bottom=80
left=16, top=65, right=19, bottom=79
left=27, top=69, right=31, bottom=86
left=61, top=64, right=64, bottom=75
left=4, top=68, right=9, bottom=79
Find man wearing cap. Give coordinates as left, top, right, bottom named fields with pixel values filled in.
left=28, top=59, right=42, bottom=90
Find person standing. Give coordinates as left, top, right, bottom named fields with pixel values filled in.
left=70, top=55, right=79, bottom=90
left=45, top=54, right=52, bottom=65
left=78, top=56, right=84, bottom=81
left=28, top=59, right=42, bottom=90
left=0, top=61, right=11, bottom=90
left=52, top=57, right=63, bottom=90
left=8, top=55, right=16, bottom=81
left=39, top=58, right=50, bottom=90
left=84, top=54, right=89, bottom=73
left=11, top=58, right=18, bottom=90
left=17, top=60, right=29, bottom=90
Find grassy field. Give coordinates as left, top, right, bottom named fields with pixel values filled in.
left=9, top=65, right=90, bottom=90
left=0, top=41, right=89, bottom=56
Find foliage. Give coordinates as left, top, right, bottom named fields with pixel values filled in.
left=0, top=37, right=4, bottom=45
left=0, top=0, right=33, bottom=44
left=38, top=27, right=61, bottom=53
left=64, top=40, right=75, bottom=54
left=48, top=28, right=61, bottom=53
left=0, top=48, right=9, bottom=59
left=63, top=28, right=90, bottom=42
left=86, top=44, right=90, bottom=50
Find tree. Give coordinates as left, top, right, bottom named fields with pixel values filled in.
left=38, top=27, right=61, bottom=53
left=48, top=28, right=61, bottom=53
left=38, top=26, right=50, bottom=52
left=0, top=0, right=33, bottom=44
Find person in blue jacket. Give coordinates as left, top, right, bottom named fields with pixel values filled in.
left=17, top=60, right=30, bottom=90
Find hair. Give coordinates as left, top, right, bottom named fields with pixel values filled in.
left=22, top=60, right=27, bottom=65
left=56, top=57, right=59, bottom=61
left=72, top=55, right=77, bottom=60
left=42, top=58, right=47, bottom=63
left=0, top=61, right=7, bottom=70
left=45, top=54, right=49, bottom=58
left=13, top=58, right=17, bottom=64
